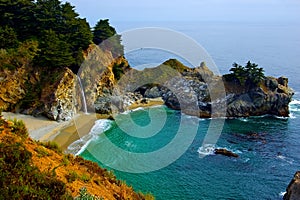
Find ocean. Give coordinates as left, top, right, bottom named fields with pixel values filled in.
left=71, top=21, right=300, bottom=199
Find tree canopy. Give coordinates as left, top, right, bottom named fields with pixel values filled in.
left=0, top=0, right=124, bottom=72
left=225, top=61, right=265, bottom=87
left=0, top=0, right=93, bottom=71
left=93, top=19, right=124, bottom=57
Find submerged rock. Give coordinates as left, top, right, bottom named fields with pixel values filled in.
left=214, top=148, right=239, bottom=158
left=284, top=171, right=300, bottom=200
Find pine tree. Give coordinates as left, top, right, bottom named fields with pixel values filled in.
left=93, top=19, right=124, bottom=57
left=36, top=29, right=73, bottom=68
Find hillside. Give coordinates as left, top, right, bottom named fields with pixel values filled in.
left=0, top=113, right=154, bottom=200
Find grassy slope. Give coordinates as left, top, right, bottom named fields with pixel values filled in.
left=0, top=114, right=154, bottom=200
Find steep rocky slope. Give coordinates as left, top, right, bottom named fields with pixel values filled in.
left=0, top=46, right=294, bottom=120
left=0, top=44, right=129, bottom=121
left=134, top=59, right=294, bottom=118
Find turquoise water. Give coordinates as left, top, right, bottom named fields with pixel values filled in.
left=79, top=102, right=300, bottom=199
left=76, top=21, right=300, bottom=199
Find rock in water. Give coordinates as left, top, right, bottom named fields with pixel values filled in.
left=284, top=171, right=300, bottom=200
left=214, top=148, right=239, bottom=158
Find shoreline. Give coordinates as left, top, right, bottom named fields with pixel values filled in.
left=1, top=97, right=165, bottom=153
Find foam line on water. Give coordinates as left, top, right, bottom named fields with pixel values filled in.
left=67, top=119, right=113, bottom=155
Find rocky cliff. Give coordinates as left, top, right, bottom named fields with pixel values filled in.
left=0, top=66, right=79, bottom=121
left=0, top=66, right=29, bottom=111
left=0, top=44, right=128, bottom=121
left=133, top=59, right=294, bottom=118
left=284, top=171, right=300, bottom=200
left=0, top=46, right=294, bottom=120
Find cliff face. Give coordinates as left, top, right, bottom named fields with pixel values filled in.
left=0, top=67, right=29, bottom=111
left=0, top=66, right=79, bottom=121
left=225, top=76, right=293, bottom=117
left=41, top=68, right=78, bottom=121
left=78, top=44, right=130, bottom=114
left=136, top=59, right=294, bottom=118
left=0, top=48, right=294, bottom=120
left=0, top=45, right=122, bottom=121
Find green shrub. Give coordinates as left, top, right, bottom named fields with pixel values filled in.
left=75, top=187, right=104, bottom=200
left=0, top=139, right=71, bottom=199
left=9, top=119, right=28, bottom=138
left=65, top=171, right=79, bottom=183
left=62, top=155, right=70, bottom=166
left=80, top=173, right=91, bottom=183
left=39, top=141, right=62, bottom=154
left=34, top=146, right=50, bottom=157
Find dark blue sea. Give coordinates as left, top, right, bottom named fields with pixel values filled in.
left=74, top=21, right=300, bottom=199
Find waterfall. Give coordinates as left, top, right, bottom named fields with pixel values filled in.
left=77, top=75, right=88, bottom=114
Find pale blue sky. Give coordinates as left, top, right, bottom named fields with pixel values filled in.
left=62, top=0, right=300, bottom=26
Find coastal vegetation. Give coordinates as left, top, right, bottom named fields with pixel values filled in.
left=0, top=0, right=122, bottom=72
left=0, top=0, right=126, bottom=114
left=0, top=112, right=154, bottom=199
left=224, top=61, right=265, bottom=87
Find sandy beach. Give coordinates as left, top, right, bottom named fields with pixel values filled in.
left=2, top=112, right=71, bottom=141
left=1, top=97, right=165, bottom=152
left=2, top=112, right=99, bottom=151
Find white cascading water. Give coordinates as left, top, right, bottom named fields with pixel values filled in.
left=77, top=75, right=88, bottom=114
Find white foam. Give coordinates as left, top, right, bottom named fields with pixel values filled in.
left=289, top=113, right=296, bottom=119
left=198, top=144, right=241, bottom=158
left=276, top=154, right=294, bottom=164
left=289, top=99, right=300, bottom=111
left=290, top=99, right=300, bottom=105
left=279, top=191, right=286, bottom=197
left=274, top=115, right=289, bottom=120
left=288, top=99, right=300, bottom=118
left=67, top=119, right=113, bottom=155
left=197, top=144, right=215, bottom=157
left=238, top=118, right=249, bottom=122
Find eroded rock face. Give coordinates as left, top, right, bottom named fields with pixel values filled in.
left=0, top=67, right=30, bottom=111
left=41, top=68, right=77, bottom=121
left=226, top=76, right=294, bottom=117
left=284, top=171, right=300, bottom=200
left=0, top=52, right=294, bottom=120
left=130, top=60, right=294, bottom=118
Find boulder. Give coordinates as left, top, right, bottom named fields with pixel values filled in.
left=284, top=171, right=300, bottom=200
left=214, top=148, right=239, bottom=158
left=278, top=76, right=289, bottom=87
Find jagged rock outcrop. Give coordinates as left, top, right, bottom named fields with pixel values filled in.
left=284, top=171, right=300, bottom=200
left=134, top=59, right=294, bottom=118
left=41, top=68, right=77, bottom=121
left=0, top=48, right=294, bottom=120
left=78, top=44, right=131, bottom=114
left=0, top=65, right=79, bottom=121
left=225, top=76, right=293, bottom=117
